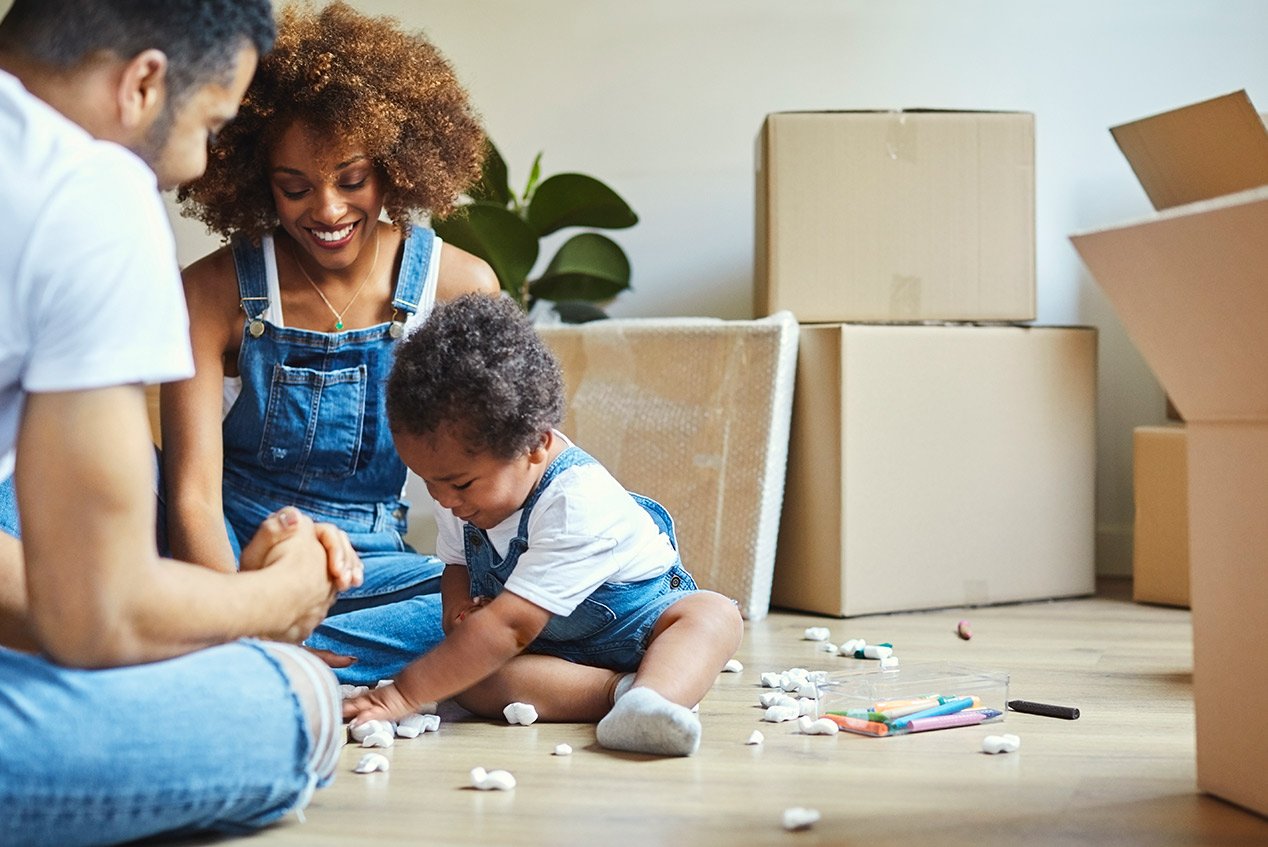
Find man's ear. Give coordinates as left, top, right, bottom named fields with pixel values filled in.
left=115, top=48, right=167, bottom=131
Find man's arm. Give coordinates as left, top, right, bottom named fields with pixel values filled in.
left=17, top=384, right=336, bottom=668
left=0, top=531, right=35, bottom=651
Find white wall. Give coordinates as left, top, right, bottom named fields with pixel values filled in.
left=282, top=0, right=1266, bottom=576
left=10, top=0, right=1262, bottom=574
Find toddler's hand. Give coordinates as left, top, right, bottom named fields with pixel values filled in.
left=344, top=682, right=419, bottom=725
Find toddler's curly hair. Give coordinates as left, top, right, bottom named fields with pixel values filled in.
left=177, top=0, right=484, bottom=240
left=388, top=295, right=565, bottom=460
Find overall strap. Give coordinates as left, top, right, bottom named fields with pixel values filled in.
left=230, top=236, right=270, bottom=322
left=514, top=446, right=596, bottom=538
left=391, top=227, right=436, bottom=316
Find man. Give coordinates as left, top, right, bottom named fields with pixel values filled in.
left=0, top=2, right=360, bottom=843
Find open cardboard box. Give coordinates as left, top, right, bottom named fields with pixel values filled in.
left=1070, top=90, right=1268, bottom=818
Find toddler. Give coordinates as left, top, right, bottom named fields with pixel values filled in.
left=344, top=294, right=744, bottom=755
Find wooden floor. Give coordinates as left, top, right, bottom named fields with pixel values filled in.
left=188, top=579, right=1268, bottom=846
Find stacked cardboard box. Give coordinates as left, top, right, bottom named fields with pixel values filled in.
left=756, top=109, right=1097, bottom=617
left=1132, top=425, right=1189, bottom=608
left=1071, top=90, right=1268, bottom=818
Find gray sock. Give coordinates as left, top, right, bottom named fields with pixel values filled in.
left=612, top=672, right=637, bottom=703
left=596, top=686, right=702, bottom=756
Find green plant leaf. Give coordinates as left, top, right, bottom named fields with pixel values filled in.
left=432, top=202, right=538, bottom=304
left=529, top=232, right=631, bottom=302
left=551, top=301, right=610, bottom=323
left=526, top=173, right=639, bottom=237
left=522, top=152, right=543, bottom=208
left=468, top=140, right=511, bottom=206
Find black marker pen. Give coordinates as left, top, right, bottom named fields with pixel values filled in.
left=1007, top=699, right=1080, bottom=720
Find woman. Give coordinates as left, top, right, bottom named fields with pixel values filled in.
left=167, top=1, right=498, bottom=681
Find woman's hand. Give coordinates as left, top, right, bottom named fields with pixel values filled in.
left=313, top=522, right=364, bottom=592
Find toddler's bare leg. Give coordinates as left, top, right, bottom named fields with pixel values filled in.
left=631, top=591, right=744, bottom=706
left=595, top=592, right=743, bottom=756
left=454, top=653, right=623, bottom=722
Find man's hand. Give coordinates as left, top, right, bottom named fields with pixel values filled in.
left=240, top=507, right=336, bottom=643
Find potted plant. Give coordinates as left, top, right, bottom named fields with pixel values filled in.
left=432, top=141, right=638, bottom=321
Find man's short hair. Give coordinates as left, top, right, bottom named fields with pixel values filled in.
left=0, top=0, right=275, bottom=106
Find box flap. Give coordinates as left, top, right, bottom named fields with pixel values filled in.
left=1071, top=185, right=1268, bottom=421
left=1111, top=90, right=1268, bottom=210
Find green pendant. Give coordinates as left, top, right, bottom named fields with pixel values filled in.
left=335, top=320, right=344, bottom=330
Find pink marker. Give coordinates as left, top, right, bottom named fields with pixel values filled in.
left=902, top=709, right=1002, bottom=734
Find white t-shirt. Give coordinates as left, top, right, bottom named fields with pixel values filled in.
left=0, top=70, right=194, bottom=480
left=433, top=437, right=679, bottom=617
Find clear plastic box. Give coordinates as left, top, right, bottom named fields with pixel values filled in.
left=813, top=661, right=1009, bottom=736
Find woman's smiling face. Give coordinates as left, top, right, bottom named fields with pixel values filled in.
left=267, top=121, right=386, bottom=272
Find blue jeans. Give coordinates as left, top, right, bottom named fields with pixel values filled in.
left=0, top=640, right=339, bottom=846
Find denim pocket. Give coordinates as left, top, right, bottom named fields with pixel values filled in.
left=259, top=363, right=367, bottom=478
left=538, top=596, right=617, bottom=642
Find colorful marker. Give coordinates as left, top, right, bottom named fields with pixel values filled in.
left=822, top=713, right=889, bottom=736
left=900, top=708, right=1002, bottom=734
left=889, top=696, right=981, bottom=730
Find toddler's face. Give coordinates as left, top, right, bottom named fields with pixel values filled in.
left=396, top=427, right=549, bottom=530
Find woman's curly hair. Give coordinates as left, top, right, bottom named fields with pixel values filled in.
left=177, top=0, right=485, bottom=240
left=387, top=295, right=565, bottom=460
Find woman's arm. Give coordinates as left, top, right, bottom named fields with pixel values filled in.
left=435, top=243, right=500, bottom=302
left=160, top=248, right=242, bottom=572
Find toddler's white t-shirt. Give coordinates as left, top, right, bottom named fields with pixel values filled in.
left=432, top=441, right=678, bottom=617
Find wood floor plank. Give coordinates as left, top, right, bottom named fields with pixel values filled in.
left=182, top=580, right=1268, bottom=845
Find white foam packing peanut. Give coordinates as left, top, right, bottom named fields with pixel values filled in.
left=819, top=642, right=838, bottom=653
left=503, top=702, right=539, bottom=726
left=760, top=691, right=796, bottom=709
left=338, top=684, right=370, bottom=700
left=797, top=697, right=817, bottom=717
left=763, top=705, right=799, bottom=723
left=722, top=658, right=744, bottom=673
left=396, top=713, right=441, bottom=738
left=553, top=743, right=573, bottom=756
left=361, top=729, right=395, bottom=749
left=746, top=730, right=764, bottom=745
left=982, top=733, right=1022, bottom=754
left=782, top=807, right=821, bottom=831
left=839, top=638, right=866, bottom=656
left=349, top=719, right=395, bottom=743
left=760, top=671, right=783, bottom=688
left=802, top=626, right=831, bottom=642
left=797, top=715, right=840, bottom=736
left=353, top=752, right=390, bottom=774
left=470, top=766, right=516, bottom=791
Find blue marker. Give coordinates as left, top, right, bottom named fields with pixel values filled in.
left=890, top=696, right=978, bottom=730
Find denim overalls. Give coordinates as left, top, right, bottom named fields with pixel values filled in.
left=465, top=445, right=698, bottom=672
left=219, top=231, right=444, bottom=617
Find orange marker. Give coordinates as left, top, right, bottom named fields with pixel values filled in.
left=823, top=713, right=889, bottom=736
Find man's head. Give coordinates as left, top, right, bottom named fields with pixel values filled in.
left=0, top=0, right=275, bottom=187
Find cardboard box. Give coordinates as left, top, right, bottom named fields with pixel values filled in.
left=755, top=110, right=1035, bottom=323
left=537, top=313, right=798, bottom=621
left=771, top=324, right=1096, bottom=617
left=1070, top=90, right=1268, bottom=817
left=1132, top=425, right=1189, bottom=607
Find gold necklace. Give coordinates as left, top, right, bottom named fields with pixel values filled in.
left=290, top=231, right=381, bottom=331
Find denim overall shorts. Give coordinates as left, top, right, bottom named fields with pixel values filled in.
left=463, top=446, right=698, bottom=672
left=219, top=230, right=444, bottom=610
